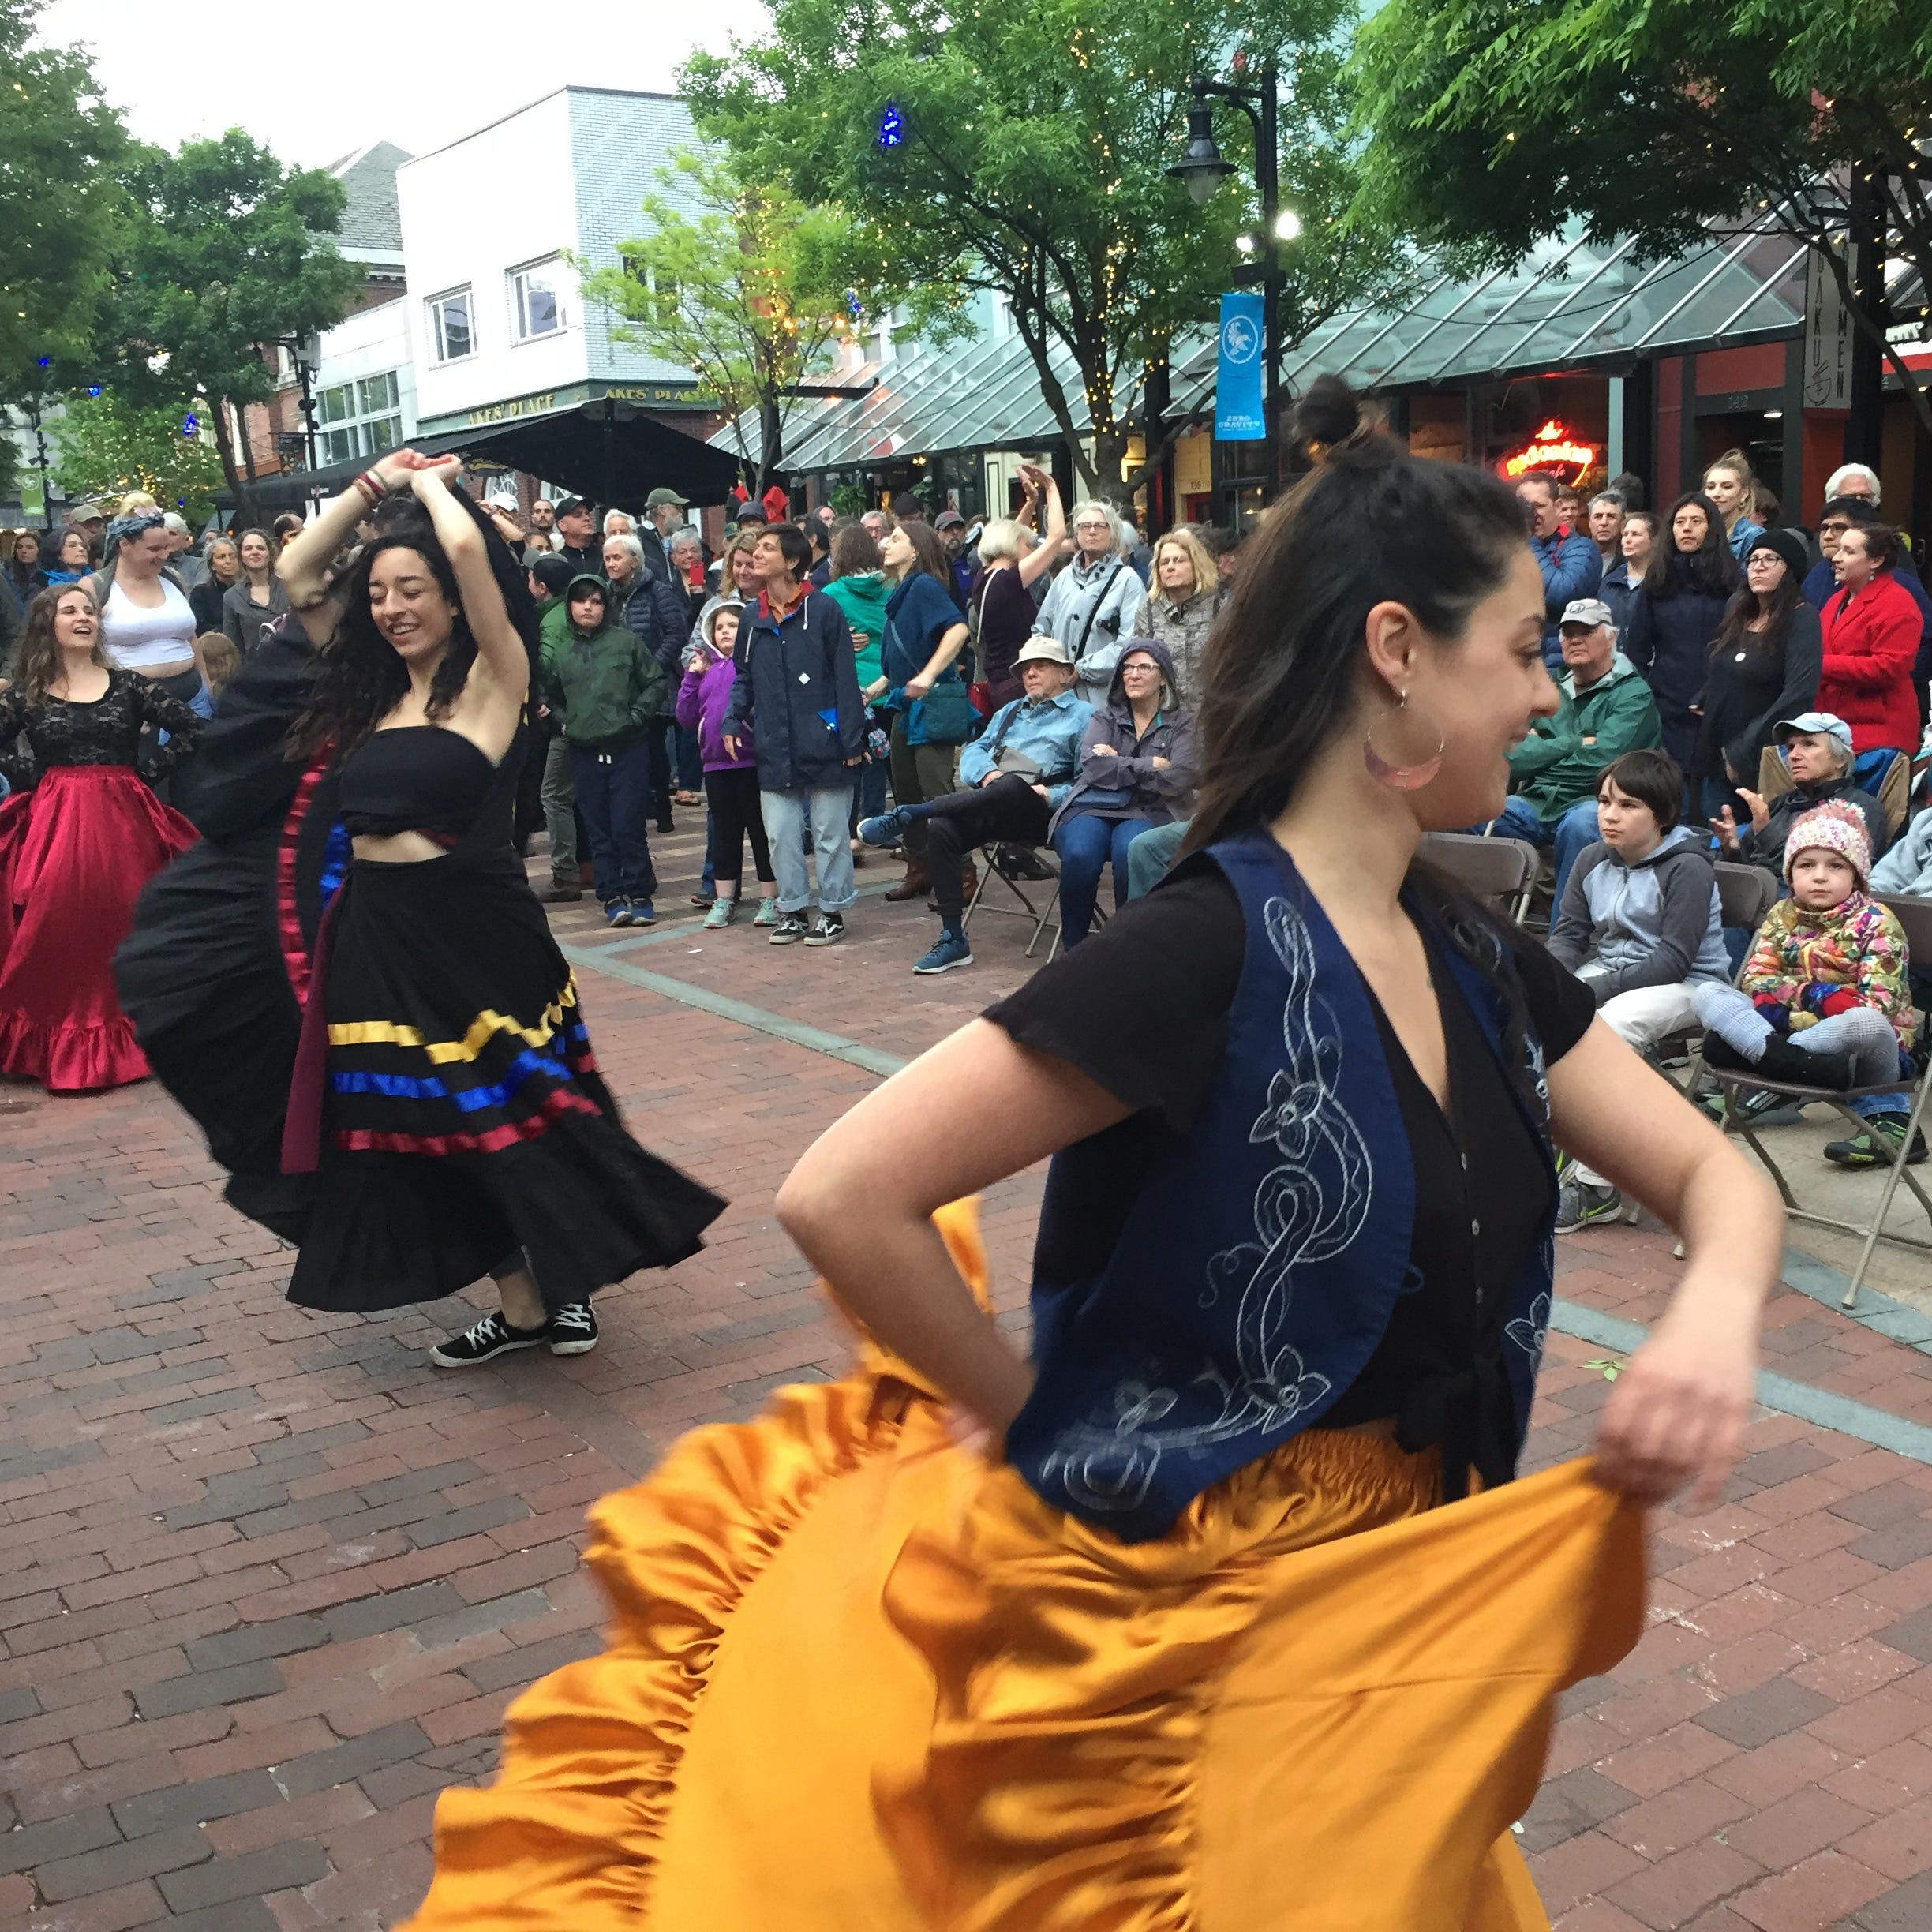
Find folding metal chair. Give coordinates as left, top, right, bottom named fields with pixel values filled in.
left=1695, top=892, right=1932, bottom=1309
left=962, top=843, right=1065, bottom=959
left=1417, top=831, right=1541, bottom=924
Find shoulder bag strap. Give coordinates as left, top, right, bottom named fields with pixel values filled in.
left=1072, top=561, right=1125, bottom=662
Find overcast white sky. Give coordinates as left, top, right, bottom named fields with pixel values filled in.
left=35, top=2, right=753, bottom=168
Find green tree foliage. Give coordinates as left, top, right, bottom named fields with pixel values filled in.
left=0, top=0, right=128, bottom=390
left=49, top=392, right=225, bottom=523
left=684, top=0, right=1409, bottom=502
left=1352, top=0, right=1932, bottom=431
left=577, top=149, right=860, bottom=502
left=101, top=132, right=360, bottom=520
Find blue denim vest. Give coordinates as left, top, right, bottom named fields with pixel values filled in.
left=1005, top=829, right=1558, bottom=1542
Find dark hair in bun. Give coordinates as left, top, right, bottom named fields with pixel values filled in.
left=1292, top=373, right=1365, bottom=452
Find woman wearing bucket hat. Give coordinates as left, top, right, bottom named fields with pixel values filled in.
left=1711, top=711, right=1887, bottom=882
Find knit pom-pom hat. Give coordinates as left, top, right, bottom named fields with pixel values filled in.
left=1783, top=799, right=1871, bottom=886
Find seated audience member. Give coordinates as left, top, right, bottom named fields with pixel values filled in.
left=1049, top=639, right=1195, bottom=948
left=1872, top=802, right=1932, bottom=899
left=1692, top=802, right=1921, bottom=1163
left=1492, top=596, right=1661, bottom=907
left=1711, top=711, right=1887, bottom=882
left=1546, top=750, right=1731, bottom=1231
left=857, top=637, right=1091, bottom=975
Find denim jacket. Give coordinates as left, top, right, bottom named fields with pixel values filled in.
left=958, top=689, right=1093, bottom=811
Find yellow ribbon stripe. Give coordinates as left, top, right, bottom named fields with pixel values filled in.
left=328, top=979, right=578, bottom=1065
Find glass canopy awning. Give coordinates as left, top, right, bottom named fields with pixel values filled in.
left=728, top=227, right=1810, bottom=474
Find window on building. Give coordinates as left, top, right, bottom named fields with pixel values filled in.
left=429, top=288, right=474, bottom=363
left=620, top=253, right=679, bottom=328
left=314, top=372, right=405, bottom=466
left=510, top=259, right=564, bottom=342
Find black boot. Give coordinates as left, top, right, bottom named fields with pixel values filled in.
left=1757, top=1035, right=1858, bottom=1091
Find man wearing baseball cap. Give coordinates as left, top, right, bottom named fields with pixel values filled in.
left=1712, top=711, right=1889, bottom=883
left=856, top=636, right=1091, bottom=975
left=934, top=508, right=975, bottom=607
left=641, top=486, right=689, bottom=583
left=552, top=497, right=600, bottom=571
left=1489, top=595, right=1661, bottom=904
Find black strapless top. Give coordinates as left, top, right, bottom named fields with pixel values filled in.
left=337, top=727, right=507, bottom=841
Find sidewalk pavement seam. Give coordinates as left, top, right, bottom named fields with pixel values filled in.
left=1553, top=1299, right=1932, bottom=1466
left=565, top=938, right=1932, bottom=1471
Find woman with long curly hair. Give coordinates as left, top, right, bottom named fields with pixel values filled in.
left=0, top=583, right=200, bottom=1088
left=260, top=452, right=722, bottom=1365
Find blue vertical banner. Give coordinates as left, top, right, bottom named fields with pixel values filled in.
left=1214, top=292, right=1266, bottom=441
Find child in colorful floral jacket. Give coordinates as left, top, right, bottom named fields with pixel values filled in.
left=1692, top=801, right=1917, bottom=1096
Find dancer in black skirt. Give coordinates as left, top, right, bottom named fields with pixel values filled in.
left=255, top=454, right=723, bottom=1364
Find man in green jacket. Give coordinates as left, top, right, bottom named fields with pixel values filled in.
left=541, top=572, right=666, bottom=927
left=1489, top=597, right=1662, bottom=905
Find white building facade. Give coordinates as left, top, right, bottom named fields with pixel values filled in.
left=398, top=88, right=716, bottom=444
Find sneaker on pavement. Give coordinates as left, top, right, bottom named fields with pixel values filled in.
left=751, top=897, right=781, bottom=928
left=769, top=912, right=810, bottom=945
left=627, top=897, right=657, bottom=924
left=429, top=1309, right=550, bottom=1368
left=1824, top=1114, right=1930, bottom=1168
left=690, top=892, right=717, bottom=909
left=702, top=897, right=736, bottom=930
left=1556, top=1178, right=1623, bottom=1235
left=913, top=930, right=973, bottom=975
left=803, top=911, right=846, bottom=947
left=536, top=882, right=582, bottom=904
left=604, top=899, right=635, bottom=928
left=546, top=1301, right=599, bottom=1356
left=858, top=810, right=909, bottom=848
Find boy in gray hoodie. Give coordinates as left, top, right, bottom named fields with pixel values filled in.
left=1547, top=748, right=1730, bottom=1231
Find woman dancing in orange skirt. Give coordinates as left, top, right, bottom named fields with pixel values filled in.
left=404, top=388, right=1780, bottom=1931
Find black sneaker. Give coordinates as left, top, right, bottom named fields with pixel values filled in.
left=998, top=842, right=1054, bottom=881
left=803, top=911, right=846, bottom=947
left=1824, top=1115, right=1930, bottom=1168
left=1698, top=1084, right=1796, bottom=1129
left=546, top=1301, right=599, bottom=1356
left=429, top=1310, right=551, bottom=1368
left=769, top=912, right=809, bottom=945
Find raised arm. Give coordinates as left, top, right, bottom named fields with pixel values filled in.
left=277, top=450, right=423, bottom=640
left=407, top=464, right=527, bottom=704
left=1016, top=466, right=1069, bottom=589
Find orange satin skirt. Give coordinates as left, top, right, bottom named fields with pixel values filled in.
left=404, top=1204, right=1646, bottom=1932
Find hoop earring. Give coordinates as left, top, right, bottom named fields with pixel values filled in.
left=1365, top=691, right=1444, bottom=791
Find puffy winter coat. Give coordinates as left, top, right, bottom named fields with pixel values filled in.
left=675, top=601, right=754, bottom=773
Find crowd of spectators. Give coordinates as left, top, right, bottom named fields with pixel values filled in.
left=6, top=434, right=1930, bottom=1183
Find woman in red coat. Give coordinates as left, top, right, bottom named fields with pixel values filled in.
left=1819, top=523, right=1922, bottom=755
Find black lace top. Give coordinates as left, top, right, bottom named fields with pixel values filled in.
left=0, top=669, right=204, bottom=791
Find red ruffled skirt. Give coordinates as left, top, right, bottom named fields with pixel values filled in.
left=0, top=765, right=197, bottom=1091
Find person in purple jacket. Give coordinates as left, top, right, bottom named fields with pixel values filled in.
left=676, top=599, right=777, bottom=930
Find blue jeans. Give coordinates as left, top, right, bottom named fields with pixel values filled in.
left=1485, top=796, right=1598, bottom=909
left=760, top=787, right=857, bottom=914
left=1126, top=819, right=1189, bottom=899
left=1053, top=813, right=1153, bottom=946
left=571, top=739, right=657, bottom=904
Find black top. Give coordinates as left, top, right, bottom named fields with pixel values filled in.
left=189, top=575, right=230, bottom=635
left=0, top=668, right=203, bottom=790
left=987, top=863, right=1596, bottom=1496
left=1693, top=602, right=1822, bottom=784
left=337, top=726, right=504, bottom=841
left=975, top=565, right=1038, bottom=690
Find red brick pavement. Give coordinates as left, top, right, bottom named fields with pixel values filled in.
left=2, top=825, right=1931, bottom=1929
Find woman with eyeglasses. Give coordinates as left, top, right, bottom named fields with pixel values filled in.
left=1691, top=530, right=1820, bottom=825
left=1028, top=496, right=1148, bottom=706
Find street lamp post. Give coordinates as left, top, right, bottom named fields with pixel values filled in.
left=1167, top=62, right=1283, bottom=496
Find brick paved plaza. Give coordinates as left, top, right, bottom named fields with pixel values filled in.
left=6, top=825, right=1932, bottom=1931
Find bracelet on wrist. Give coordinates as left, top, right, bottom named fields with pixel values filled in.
left=353, top=470, right=387, bottom=506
